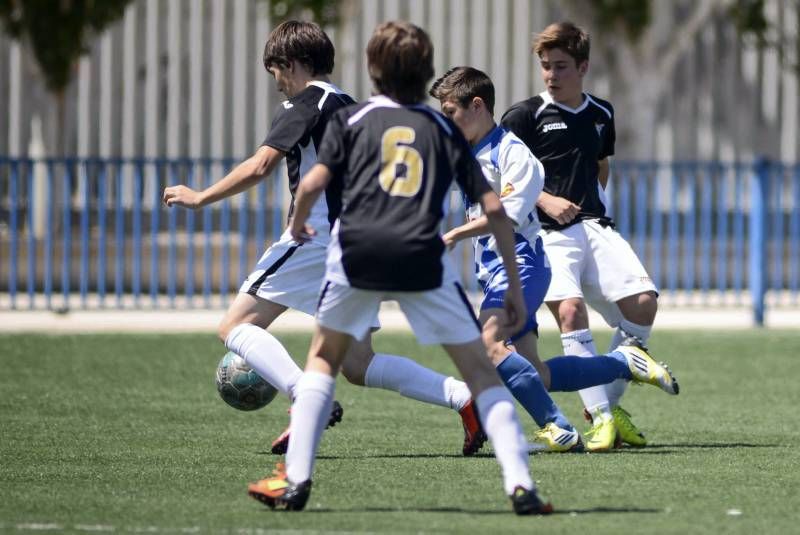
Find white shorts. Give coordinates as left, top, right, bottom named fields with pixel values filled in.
left=316, top=280, right=482, bottom=345
left=239, top=228, right=328, bottom=316
left=541, top=219, right=658, bottom=326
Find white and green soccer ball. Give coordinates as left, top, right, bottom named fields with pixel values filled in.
left=215, top=352, right=278, bottom=411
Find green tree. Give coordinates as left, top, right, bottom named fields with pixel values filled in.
left=269, top=0, right=339, bottom=25
left=0, top=0, right=132, bottom=94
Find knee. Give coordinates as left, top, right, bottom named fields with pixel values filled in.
left=218, top=317, right=238, bottom=345
left=623, top=291, right=658, bottom=326
left=558, top=300, right=588, bottom=331
left=340, top=344, right=373, bottom=386
left=484, top=339, right=511, bottom=366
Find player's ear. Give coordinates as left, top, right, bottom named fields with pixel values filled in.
left=471, top=96, right=483, bottom=112
left=577, top=60, right=588, bottom=77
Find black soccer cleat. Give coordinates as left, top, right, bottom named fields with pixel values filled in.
left=271, top=400, right=344, bottom=454
left=510, top=486, right=554, bottom=516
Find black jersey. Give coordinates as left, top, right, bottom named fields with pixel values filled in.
left=262, top=81, right=355, bottom=229
left=317, top=95, right=491, bottom=291
left=501, top=91, right=615, bottom=231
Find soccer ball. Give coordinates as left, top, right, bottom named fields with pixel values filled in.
left=215, top=352, right=278, bottom=411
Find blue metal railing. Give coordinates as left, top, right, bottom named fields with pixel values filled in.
left=1, top=157, right=798, bottom=324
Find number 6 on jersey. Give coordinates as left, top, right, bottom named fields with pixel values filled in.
left=379, top=126, right=424, bottom=197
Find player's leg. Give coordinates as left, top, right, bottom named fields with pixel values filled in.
left=545, top=296, right=615, bottom=451
left=541, top=224, right=616, bottom=451
left=341, top=336, right=471, bottom=411
left=248, top=325, right=352, bottom=511
left=605, top=291, right=658, bottom=406
left=483, top=315, right=582, bottom=453
left=444, top=338, right=553, bottom=515
left=482, top=309, right=570, bottom=428
left=395, top=284, right=551, bottom=514
left=341, top=336, right=482, bottom=455
left=219, top=292, right=302, bottom=399
left=248, top=282, right=381, bottom=511
left=584, top=220, right=668, bottom=446
left=228, top=236, right=345, bottom=453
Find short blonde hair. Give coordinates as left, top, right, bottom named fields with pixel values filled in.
left=533, top=21, right=590, bottom=65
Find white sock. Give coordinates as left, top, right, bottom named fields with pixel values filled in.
left=606, top=320, right=654, bottom=407
left=285, top=372, right=335, bottom=484
left=225, top=323, right=303, bottom=399
left=476, top=386, right=533, bottom=495
left=364, top=353, right=471, bottom=411
left=561, top=329, right=612, bottom=420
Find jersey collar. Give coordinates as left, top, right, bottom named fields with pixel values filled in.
left=540, top=90, right=590, bottom=114
left=472, top=124, right=504, bottom=155
left=308, top=80, right=345, bottom=94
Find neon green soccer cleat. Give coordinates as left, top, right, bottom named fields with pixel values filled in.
left=616, top=340, right=679, bottom=395
left=585, top=411, right=617, bottom=452
left=612, top=405, right=647, bottom=447
left=529, top=422, right=584, bottom=453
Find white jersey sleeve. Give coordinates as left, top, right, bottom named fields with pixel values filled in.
left=497, top=138, right=544, bottom=227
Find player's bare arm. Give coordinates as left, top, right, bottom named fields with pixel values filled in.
left=480, top=190, right=526, bottom=336
left=536, top=191, right=581, bottom=225
left=442, top=214, right=517, bottom=250
left=163, top=145, right=284, bottom=209
left=597, top=158, right=610, bottom=190
left=289, top=163, right=332, bottom=243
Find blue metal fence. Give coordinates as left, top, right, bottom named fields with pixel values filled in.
left=1, top=157, right=798, bottom=324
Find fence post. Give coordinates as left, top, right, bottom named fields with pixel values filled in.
left=749, top=157, right=769, bottom=326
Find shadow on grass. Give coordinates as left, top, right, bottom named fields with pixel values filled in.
left=291, top=505, right=663, bottom=515
left=258, top=443, right=779, bottom=459
left=639, top=442, right=778, bottom=450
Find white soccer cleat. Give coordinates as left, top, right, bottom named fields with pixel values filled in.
left=615, top=340, right=679, bottom=395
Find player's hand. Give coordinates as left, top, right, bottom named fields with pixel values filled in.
left=442, top=231, right=458, bottom=250
left=289, top=218, right=316, bottom=243
left=163, top=185, right=204, bottom=209
left=539, top=195, right=580, bottom=225
left=501, top=286, right=527, bottom=338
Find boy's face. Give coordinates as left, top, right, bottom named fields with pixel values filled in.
left=539, top=47, right=587, bottom=105
left=440, top=98, right=482, bottom=144
left=268, top=63, right=295, bottom=97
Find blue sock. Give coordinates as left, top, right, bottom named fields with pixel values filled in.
left=546, top=352, right=632, bottom=392
left=495, top=352, right=573, bottom=431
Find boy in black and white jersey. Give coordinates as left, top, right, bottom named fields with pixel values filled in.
left=247, top=21, right=552, bottom=516
left=502, top=21, right=662, bottom=451
left=163, top=21, right=484, bottom=457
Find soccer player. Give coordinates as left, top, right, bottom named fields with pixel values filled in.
left=162, top=20, right=484, bottom=457
left=247, top=21, right=551, bottom=515
left=430, top=66, right=677, bottom=453
left=501, top=21, right=663, bottom=450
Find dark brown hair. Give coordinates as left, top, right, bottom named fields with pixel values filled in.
left=366, top=21, right=434, bottom=104
left=429, top=66, right=495, bottom=114
left=533, top=21, right=590, bottom=65
left=263, top=20, right=334, bottom=75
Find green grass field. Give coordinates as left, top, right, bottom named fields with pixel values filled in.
left=2, top=330, right=799, bottom=534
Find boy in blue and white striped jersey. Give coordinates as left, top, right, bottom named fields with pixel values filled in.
left=431, top=67, right=678, bottom=453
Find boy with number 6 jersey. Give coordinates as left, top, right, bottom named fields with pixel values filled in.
left=247, top=21, right=553, bottom=516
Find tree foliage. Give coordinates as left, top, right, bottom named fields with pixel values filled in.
left=591, top=0, right=652, bottom=42
left=0, top=0, right=131, bottom=93
left=268, top=0, right=339, bottom=26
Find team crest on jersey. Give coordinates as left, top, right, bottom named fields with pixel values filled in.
left=542, top=121, right=568, bottom=133
left=500, top=182, right=515, bottom=198
left=595, top=123, right=605, bottom=137
left=282, top=100, right=294, bottom=109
